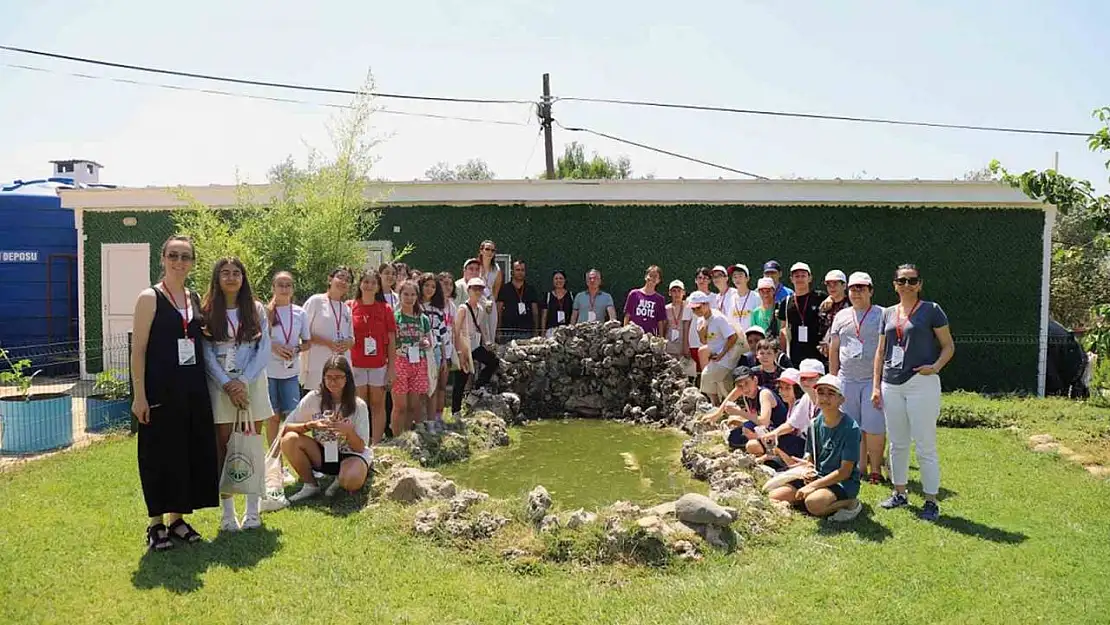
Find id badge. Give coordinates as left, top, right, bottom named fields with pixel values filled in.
left=323, top=440, right=339, bottom=463
left=223, top=345, right=239, bottom=373
left=407, top=346, right=421, bottom=363
left=587, top=311, right=597, bottom=322
left=283, top=358, right=294, bottom=369
left=556, top=310, right=566, bottom=323
left=177, top=338, right=196, bottom=366
left=517, top=302, right=527, bottom=315
left=891, top=345, right=905, bottom=367
left=797, top=325, right=809, bottom=343
left=669, top=329, right=680, bottom=341
left=364, top=337, right=378, bottom=356
left=843, top=335, right=864, bottom=359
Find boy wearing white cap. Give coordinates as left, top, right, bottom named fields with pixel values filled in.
left=687, top=290, right=739, bottom=403
left=776, top=262, right=826, bottom=364
left=828, top=271, right=886, bottom=484
left=818, top=269, right=850, bottom=354
left=767, top=374, right=862, bottom=522
left=664, top=280, right=695, bottom=378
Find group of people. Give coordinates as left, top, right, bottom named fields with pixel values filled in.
left=131, top=234, right=954, bottom=553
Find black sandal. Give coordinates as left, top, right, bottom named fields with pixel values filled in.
left=167, top=518, right=203, bottom=544
left=147, top=523, right=174, bottom=552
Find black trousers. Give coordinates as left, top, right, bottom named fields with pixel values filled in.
left=450, top=346, right=500, bottom=413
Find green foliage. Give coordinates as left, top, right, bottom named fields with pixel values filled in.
left=991, top=106, right=1110, bottom=332
left=376, top=203, right=1045, bottom=392
left=543, top=142, right=632, bottom=180
left=0, top=347, right=41, bottom=400
left=92, top=369, right=130, bottom=400
left=425, top=158, right=496, bottom=181
left=172, top=73, right=386, bottom=302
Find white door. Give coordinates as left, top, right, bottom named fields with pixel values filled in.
left=101, top=244, right=150, bottom=371
left=359, top=240, right=393, bottom=271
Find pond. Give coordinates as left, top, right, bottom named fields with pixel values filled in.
left=440, top=419, right=706, bottom=509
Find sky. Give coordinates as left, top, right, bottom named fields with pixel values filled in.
left=1, top=0, right=1108, bottom=188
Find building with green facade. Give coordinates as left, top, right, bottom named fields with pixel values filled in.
left=62, top=179, right=1052, bottom=394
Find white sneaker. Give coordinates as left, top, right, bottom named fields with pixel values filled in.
left=283, top=468, right=297, bottom=485
left=260, top=491, right=289, bottom=512
left=830, top=500, right=863, bottom=523
left=289, top=483, right=321, bottom=503
left=219, top=515, right=241, bottom=532
left=325, top=480, right=344, bottom=498
left=241, top=513, right=263, bottom=530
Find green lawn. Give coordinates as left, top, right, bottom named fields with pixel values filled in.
left=2, top=412, right=1110, bottom=624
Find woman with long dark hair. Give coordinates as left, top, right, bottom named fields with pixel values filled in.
left=281, top=356, right=371, bottom=501
left=349, top=268, right=395, bottom=443
left=201, top=257, right=273, bottom=532
left=541, top=270, right=574, bottom=338
left=419, top=272, right=451, bottom=431
left=872, top=264, right=955, bottom=522
left=131, top=235, right=218, bottom=551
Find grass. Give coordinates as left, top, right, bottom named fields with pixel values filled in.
left=1, top=397, right=1110, bottom=624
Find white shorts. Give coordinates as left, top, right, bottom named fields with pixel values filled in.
left=352, top=365, right=388, bottom=388
left=699, top=365, right=733, bottom=398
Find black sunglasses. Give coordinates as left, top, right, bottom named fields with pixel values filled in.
left=894, top=277, right=921, bottom=286
left=165, top=252, right=194, bottom=261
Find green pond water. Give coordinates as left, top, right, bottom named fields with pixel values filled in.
left=440, top=419, right=706, bottom=509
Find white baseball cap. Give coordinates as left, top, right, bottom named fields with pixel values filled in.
left=757, top=277, right=775, bottom=290
left=814, top=374, right=843, bottom=395
left=848, top=271, right=873, bottom=287
left=465, top=277, right=486, bottom=289
left=745, top=325, right=767, bottom=337
left=777, top=368, right=801, bottom=385
left=824, top=269, right=847, bottom=283
left=668, top=279, right=686, bottom=291
left=686, top=291, right=713, bottom=306
left=799, top=358, right=826, bottom=378
left=728, top=264, right=750, bottom=277
left=790, top=262, right=811, bottom=274
left=710, top=265, right=728, bottom=276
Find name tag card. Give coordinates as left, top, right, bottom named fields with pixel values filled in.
left=891, top=345, right=905, bottom=367
left=323, top=440, right=339, bottom=463
left=587, top=311, right=597, bottom=322
left=364, top=337, right=378, bottom=356
left=556, top=311, right=566, bottom=323
left=797, top=326, right=809, bottom=343
left=177, top=339, right=196, bottom=366
left=517, top=302, right=527, bottom=315
left=407, top=346, right=421, bottom=363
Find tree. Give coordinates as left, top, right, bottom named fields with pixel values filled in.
left=424, top=158, right=496, bottom=181
left=173, top=73, right=399, bottom=302
left=543, top=142, right=632, bottom=180
left=991, top=106, right=1110, bottom=332
left=960, top=165, right=998, bottom=181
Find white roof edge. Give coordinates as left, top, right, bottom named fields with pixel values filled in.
left=60, top=178, right=1046, bottom=210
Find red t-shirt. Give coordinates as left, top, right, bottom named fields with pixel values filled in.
left=349, top=300, right=397, bottom=369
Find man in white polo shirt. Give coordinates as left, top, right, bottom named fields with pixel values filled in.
left=688, top=290, right=739, bottom=404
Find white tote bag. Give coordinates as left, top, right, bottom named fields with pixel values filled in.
left=219, top=409, right=266, bottom=496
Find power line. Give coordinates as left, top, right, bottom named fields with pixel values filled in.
left=556, top=95, right=1092, bottom=138
left=3, top=63, right=531, bottom=127
left=556, top=121, right=768, bottom=180
left=0, top=44, right=534, bottom=105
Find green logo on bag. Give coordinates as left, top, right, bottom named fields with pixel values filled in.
left=226, top=452, right=254, bottom=483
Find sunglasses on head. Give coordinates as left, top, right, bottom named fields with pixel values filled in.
left=894, top=277, right=921, bottom=286
left=165, top=252, right=193, bottom=261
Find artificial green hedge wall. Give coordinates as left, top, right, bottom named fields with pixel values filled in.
left=82, top=204, right=1046, bottom=392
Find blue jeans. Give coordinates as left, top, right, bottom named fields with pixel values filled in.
left=268, top=376, right=301, bottom=416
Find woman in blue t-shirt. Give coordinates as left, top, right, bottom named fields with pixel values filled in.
left=871, top=264, right=955, bottom=522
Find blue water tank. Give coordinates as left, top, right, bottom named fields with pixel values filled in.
left=0, top=180, right=79, bottom=358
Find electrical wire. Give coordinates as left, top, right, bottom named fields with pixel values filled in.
left=556, top=96, right=1092, bottom=138
left=556, top=121, right=768, bottom=179
left=2, top=63, right=532, bottom=127
left=0, top=44, right=534, bottom=105
left=521, top=128, right=544, bottom=177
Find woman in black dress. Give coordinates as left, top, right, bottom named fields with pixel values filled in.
left=130, top=235, right=219, bottom=551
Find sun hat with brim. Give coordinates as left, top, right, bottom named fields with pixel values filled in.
left=745, top=325, right=767, bottom=337
left=814, top=374, right=843, bottom=395
left=728, top=264, right=750, bottom=277
left=465, top=277, right=486, bottom=289
left=799, top=358, right=825, bottom=378
left=757, top=277, right=775, bottom=290
left=848, top=271, right=873, bottom=287
left=790, top=262, right=812, bottom=274
left=462, top=258, right=480, bottom=271
left=669, top=279, right=685, bottom=291
left=686, top=291, right=713, bottom=306
left=777, top=368, right=801, bottom=385
left=824, top=269, right=847, bottom=283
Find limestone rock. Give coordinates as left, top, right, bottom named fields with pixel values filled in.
left=674, top=493, right=734, bottom=527
left=672, top=539, right=700, bottom=560
left=385, top=467, right=458, bottom=504
left=526, top=485, right=553, bottom=522
left=449, top=489, right=489, bottom=516
left=539, top=514, right=560, bottom=532
left=413, top=509, right=440, bottom=535
left=566, top=509, right=598, bottom=529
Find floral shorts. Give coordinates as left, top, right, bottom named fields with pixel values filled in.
left=393, top=356, right=429, bottom=395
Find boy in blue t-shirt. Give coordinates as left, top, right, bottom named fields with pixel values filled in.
left=767, top=374, right=863, bottom=522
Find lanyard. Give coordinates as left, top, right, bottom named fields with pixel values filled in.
left=588, top=290, right=598, bottom=312
left=329, top=298, right=344, bottom=336
left=737, top=290, right=752, bottom=316
left=160, top=283, right=191, bottom=337
left=854, top=305, right=874, bottom=338
left=279, top=304, right=294, bottom=345
left=792, top=293, right=811, bottom=322
left=717, top=289, right=728, bottom=312
left=514, top=281, right=525, bottom=301
left=669, top=304, right=682, bottom=329
left=895, top=301, right=921, bottom=345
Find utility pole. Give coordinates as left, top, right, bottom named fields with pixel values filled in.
left=541, top=73, right=555, bottom=179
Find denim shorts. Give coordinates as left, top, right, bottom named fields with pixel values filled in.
left=268, top=376, right=301, bottom=416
